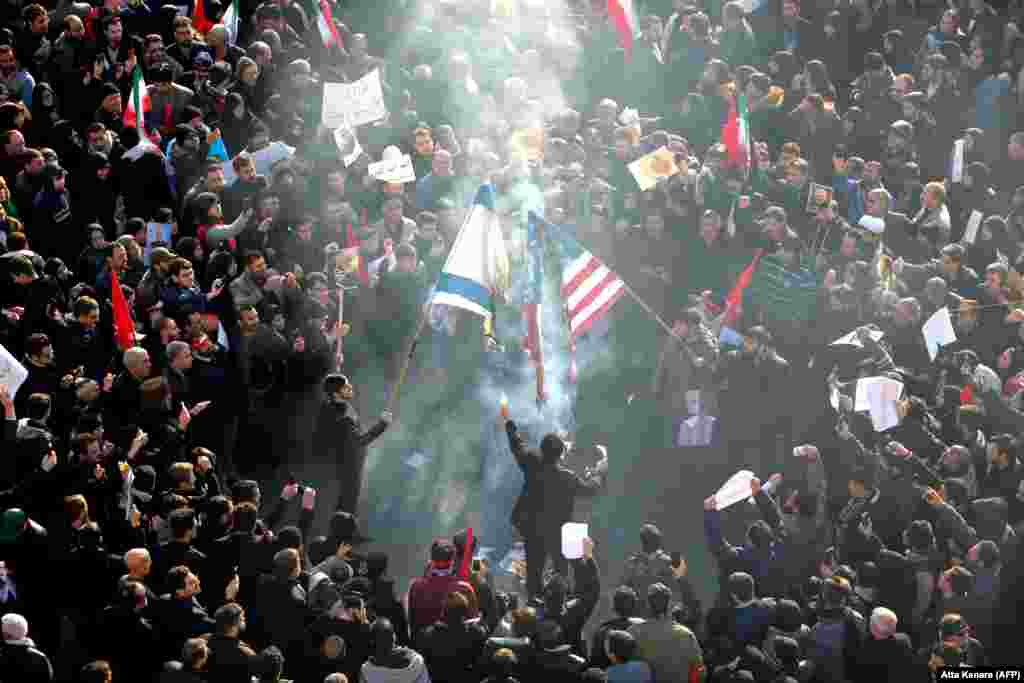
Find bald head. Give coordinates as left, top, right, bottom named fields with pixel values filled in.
left=125, top=548, right=152, bottom=578
left=870, top=607, right=898, bottom=639
left=124, top=347, right=151, bottom=379
left=324, top=674, right=349, bottom=683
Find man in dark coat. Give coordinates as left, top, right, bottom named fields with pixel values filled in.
left=313, top=373, right=391, bottom=515
left=502, top=416, right=607, bottom=598
left=0, top=613, right=53, bottom=683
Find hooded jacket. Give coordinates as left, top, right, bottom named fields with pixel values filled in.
left=407, top=569, right=478, bottom=639
left=360, top=648, right=431, bottom=683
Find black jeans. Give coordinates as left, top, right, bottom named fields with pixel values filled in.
left=524, top=530, right=568, bottom=599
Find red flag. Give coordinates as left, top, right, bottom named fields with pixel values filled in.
left=723, top=249, right=763, bottom=328
left=458, top=527, right=474, bottom=580
left=607, top=0, right=636, bottom=61
left=110, top=269, right=136, bottom=351
left=960, top=384, right=974, bottom=406
left=193, top=0, right=215, bottom=35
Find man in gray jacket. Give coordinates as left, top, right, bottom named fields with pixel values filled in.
left=628, top=583, right=705, bottom=683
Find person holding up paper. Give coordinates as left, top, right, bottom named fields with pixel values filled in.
left=703, top=475, right=786, bottom=596
left=503, top=409, right=607, bottom=598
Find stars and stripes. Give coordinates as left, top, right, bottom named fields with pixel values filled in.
left=557, top=228, right=626, bottom=341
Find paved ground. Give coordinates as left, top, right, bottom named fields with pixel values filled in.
left=240, top=354, right=783, bottom=641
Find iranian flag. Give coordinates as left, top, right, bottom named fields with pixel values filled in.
left=721, top=93, right=751, bottom=169
left=315, top=0, right=341, bottom=49
left=607, top=0, right=636, bottom=60
left=122, top=66, right=151, bottom=129
left=222, top=0, right=239, bottom=44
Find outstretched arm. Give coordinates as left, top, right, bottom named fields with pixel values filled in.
left=505, top=420, right=532, bottom=472
left=703, top=497, right=739, bottom=564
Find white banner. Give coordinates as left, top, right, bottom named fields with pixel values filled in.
left=0, top=343, right=28, bottom=398
left=368, top=153, right=416, bottom=184
left=322, top=69, right=388, bottom=130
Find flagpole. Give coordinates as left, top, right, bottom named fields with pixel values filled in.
left=617, top=276, right=680, bottom=341
left=534, top=217, right=546, bottom=407
left=387, top=311, right=430, bottom=416
left=334, top=287, right=345, bottom=371
left=386, top=190, right=485, bottom=416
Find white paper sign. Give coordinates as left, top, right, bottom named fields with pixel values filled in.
left=333, top=126, right=363, bottom=168
left=951, top=139, right=965, bottom=183
left=368, top=154, right=416, bottom=184
left=714, top=470, right=756, bottom=510
left=855, top=377, right=903, bottom=431
left=322, top=69, right=388, bottom=130
left=561, top=522, right=588, bottom=559
left=922, top=306, right=957, bottom=361
left=858, top=215, right=886, bottom=235
left=0, top=343, right=28, bottom=398
left=144, top=222, right=172, bottom=266
left=962, top=210, right=983, bottom=245
left=832, top=328, right=885, bottom=347
left=855, top=378, right=870, bottom=412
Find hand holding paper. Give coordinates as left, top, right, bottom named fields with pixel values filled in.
left=922, top=307, right=957, bottom=361
left=561, top=522, right=588, bottom=559
left=714, top=470, right=756, bottom=510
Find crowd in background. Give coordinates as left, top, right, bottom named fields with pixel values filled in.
left=1, top=0, right=1024, bottom=679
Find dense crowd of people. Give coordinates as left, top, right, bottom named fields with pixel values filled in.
left=1, top=0, right=1024, bottom=679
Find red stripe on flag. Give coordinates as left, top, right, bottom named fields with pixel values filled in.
left=193, top=0, right=216, bottom=35
left=521, top=303, right=541, bottom=361
left=561, top=256, right=601, bottom=298
left=568, top=269, right=621, bottom=320
left=607, top=0, right=634, bottom=59
left=320, top=0, right=342, bottom=48
left=571, top=286, right=626, bottom=339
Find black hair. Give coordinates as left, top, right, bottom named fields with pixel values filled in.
left=612, top=585, right=638, bottom=617
left=639, top=524, right=663, bottom=553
